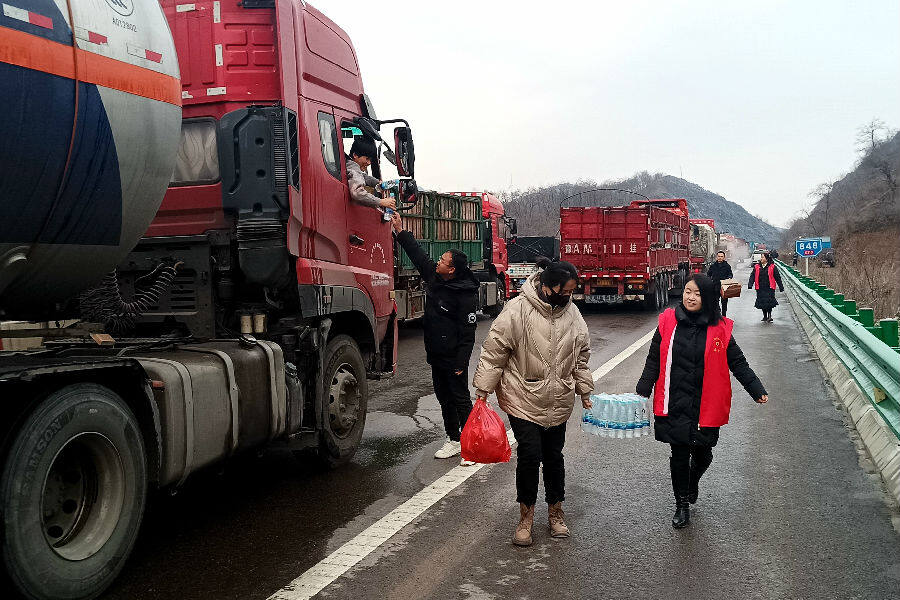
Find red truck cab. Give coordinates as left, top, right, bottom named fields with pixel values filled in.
left=124, top=1, right=415, bottom=376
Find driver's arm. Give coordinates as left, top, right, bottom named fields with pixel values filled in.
left=348, top=163, right=390, bottom=209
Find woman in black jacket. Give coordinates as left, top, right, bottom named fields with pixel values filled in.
left=748, top=252, right=784, bottom=322
left=637, top=274, right=768, bottom=529
left=707, top=251, right=733, bottom=317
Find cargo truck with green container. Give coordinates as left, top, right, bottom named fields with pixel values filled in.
left=392, top=191, right=501, bottom=320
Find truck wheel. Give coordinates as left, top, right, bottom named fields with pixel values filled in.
left=1, top=383, right=147, bottom=600
left=643, top=279, right=659, bottom=311
left=483, top=277, right=506, bottom=317
left=657, top=277, right=668, bottom=308
left=318, top=335, right=368, bottom=467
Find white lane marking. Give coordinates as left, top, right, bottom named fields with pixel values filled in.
left=592, top=327, right=656, bottom=381
left=268, top=429, right=516, bottom=600
left=270, top=326, right=654, bottom=600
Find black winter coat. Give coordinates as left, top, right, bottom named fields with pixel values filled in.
left=636, top=304, right=767, bottom=446
left=748, top=262, right=784, bottom=310
left=396, top=231, right=479, bottom=371
left=747, top=262, right=783, bottom=292
left=707, top=261, right=733, bottom=284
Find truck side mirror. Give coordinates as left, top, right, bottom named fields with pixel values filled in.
left=510, top=218, right=518, bottom=235
left=398, top=179, right=418, bottom=207
left=394, top=126, right=415, bottom=178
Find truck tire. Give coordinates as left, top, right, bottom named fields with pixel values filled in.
left=318, top=335, right=368, bottom=467
left=1, top=383, right=147, bottom=600
left=658, top=276, right=668, bottom=308
left=643, top=278, right=659, bottom=311
left=483, top=277, right=506, bottom=318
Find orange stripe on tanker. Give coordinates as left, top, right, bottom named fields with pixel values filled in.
left=0, top=25, right=180, bottom=106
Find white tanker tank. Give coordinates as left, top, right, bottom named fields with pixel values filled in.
left=0, top=0, right=181, bottom=318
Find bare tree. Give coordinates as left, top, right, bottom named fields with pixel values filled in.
left=808, top=180, right=834, bottom=231
left=856, top=118, right=888, bottom=155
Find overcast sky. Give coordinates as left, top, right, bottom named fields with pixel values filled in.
left=321, top=0, right=899, bottom=227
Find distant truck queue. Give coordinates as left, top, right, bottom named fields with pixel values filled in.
left=502, top=200, right=751, bottom=311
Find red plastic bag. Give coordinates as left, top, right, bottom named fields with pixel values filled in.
left=460, top=398, right=511, bottom=463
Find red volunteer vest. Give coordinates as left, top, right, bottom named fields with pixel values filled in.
left=753, top=263, right=776, bottom=290
left=653, top=308, right=734, bottom=427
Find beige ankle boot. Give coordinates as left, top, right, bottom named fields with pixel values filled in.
left=513, top=503, right=534, bottom=546
left=548, top=502, right=570, bottom=538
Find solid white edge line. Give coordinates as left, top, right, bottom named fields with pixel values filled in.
left=269, top=326, right=657, bottom=600
left=268, top=428, right=517, bottom=600
left=591, top=327, right=657, bottom=382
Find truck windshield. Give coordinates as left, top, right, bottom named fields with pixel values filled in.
left=170, top=119, right=219, bottom=186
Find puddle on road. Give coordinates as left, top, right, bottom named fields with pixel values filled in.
left=358, top=395, right=444, bottom=468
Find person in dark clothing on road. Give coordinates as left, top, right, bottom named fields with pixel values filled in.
left=707, top=251, right=733, bottom=317
left=637, top=274, right=768, bottom=529
left=390, top=212, right=480, bottom=463
left=748, top=252, right=784, bottom=322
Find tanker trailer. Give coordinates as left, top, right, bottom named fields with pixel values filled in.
left=0, top=0, right=181, bottom=319
left=0, top=2, right=181, bottom=597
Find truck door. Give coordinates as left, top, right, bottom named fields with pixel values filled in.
left=338, top=116, right=394, bottom=315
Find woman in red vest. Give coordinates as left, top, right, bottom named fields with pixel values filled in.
left=749, top=252, right=784, bottom=322
left=636, top=274, right=768, bottom=529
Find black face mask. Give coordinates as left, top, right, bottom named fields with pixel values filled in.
left=545, top=289, right=570, bottom=308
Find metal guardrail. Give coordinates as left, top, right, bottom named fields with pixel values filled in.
left=777, top=260, right=900, bottom=440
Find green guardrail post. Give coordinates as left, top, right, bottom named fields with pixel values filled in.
left=842, top=299, right=856, bottom=315
left=880, top=319, right=899, bottom=348
left=871, top=325, right=885, bottom=342
left=859, top=308, right=875, bottom=327
left=830, top=293, right=845, bottom=308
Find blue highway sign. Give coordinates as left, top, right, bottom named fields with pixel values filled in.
left=796, top=238, right=823, bottom=257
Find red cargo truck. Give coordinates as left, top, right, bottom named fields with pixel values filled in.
left=560, top=199, right=691, bottom=310
left=451, top=192, right=517, bottom=316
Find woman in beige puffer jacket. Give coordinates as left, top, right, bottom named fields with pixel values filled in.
left=473, top=259, right=594, bottom=546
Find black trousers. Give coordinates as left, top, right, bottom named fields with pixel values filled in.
left=669, top=443, right=713, bottom=497
left=720, top=296, right=729, bottom=317
left=508, top=414, right=566, bottom=506
left=431, top=366, right=473, bottom=441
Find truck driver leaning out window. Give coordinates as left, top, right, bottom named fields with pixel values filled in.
left=346, top=137, right=397, bottom=212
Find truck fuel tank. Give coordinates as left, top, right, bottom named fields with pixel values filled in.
left=132, top=337, right=287, bottom=488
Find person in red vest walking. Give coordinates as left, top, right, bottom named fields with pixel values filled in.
left=636, top=274, right=768, bottom=529
left=749, top=252, right=784, bottom=322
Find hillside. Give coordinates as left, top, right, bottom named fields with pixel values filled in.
left=782, top=128, right=900, bottom=243
left=500, top=172, right=783, bottom=245
left=782, top=124, right=899, bottom=319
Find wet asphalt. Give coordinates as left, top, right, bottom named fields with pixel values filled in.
left=96, top=263, right=900, bottom=599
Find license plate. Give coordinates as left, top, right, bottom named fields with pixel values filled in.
left=585, top=294, right=618, bottom=304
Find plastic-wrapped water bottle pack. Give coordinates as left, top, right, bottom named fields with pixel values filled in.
left=581, top=393, right=651, bottom=438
